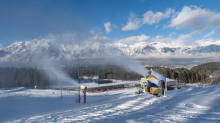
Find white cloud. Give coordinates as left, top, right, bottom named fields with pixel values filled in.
left=203, top=30, right=215, bottom=38
left=117, top=34, right=150, bottom=44
left=151, top=33, right=192, bottom=48
left=0, top=43, right=2, bottom=48
left=177, top=34, right=191, bottom=39
left=128, top=11, right=137, bottom=21
left=122, top=12, right=142, bottom=31
left=90, top=32, right=110, bottom=43
left=156, top=35, right=163, bottom=38
left=92, top=35, right=109, bottom=42
left=143, top=8, right=175, bottom=25
left=169, top=32, right=176, bottom=37
left=167, top=6, right=220, bottom=31
left=122, top=19, right=142, bottom=31
left=122, top=9, right=174, bottom=31
left=155, top=25, right=159, bottom=28
left=195, top=38, right=220, bottom=46
left=116, top=32, right=193, bottom=48
left=104, top=22, right=111, bottom=34
left=112, top=24, right=118, bottom=28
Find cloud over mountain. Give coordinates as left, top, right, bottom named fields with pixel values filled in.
left=117, top=34, right=150, bottom=44
left=1, top=33, right=220, bottom=68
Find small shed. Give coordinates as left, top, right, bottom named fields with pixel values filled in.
left=166, top=78, right=185, bottom=90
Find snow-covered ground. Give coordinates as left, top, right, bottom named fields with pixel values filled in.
left=186, top=82, right=211, bottom=87
left=1, top=84, right=220, bottom=123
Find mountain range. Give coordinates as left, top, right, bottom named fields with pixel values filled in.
left=1, top=39, right=220, bottom=67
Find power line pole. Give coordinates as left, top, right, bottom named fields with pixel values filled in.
left=78, top=54, right=80, bottom=103
left=61, top=81, right=62, bottom=99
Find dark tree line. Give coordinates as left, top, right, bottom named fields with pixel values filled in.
left=146, top=67, right=209, bottom=83
left=0, top=65, right=212, bottom=88
left=65, top=66, right=140, bottom=81
left=190, top=62, right=220, bottom=85
left=0, top=67, right=50, bottom=88
left=191, top=62, right=220, bottom=75
left=0, top=66, right=140, bottom=88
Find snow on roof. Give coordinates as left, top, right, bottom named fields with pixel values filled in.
left=80, top=76, right=99, bottom=79
left=147, top=77, right=160, bottom=85
left=45, top=80, right=137, bottom=90
left=166, top=78, right=177, bottom=82
left=45, top=84, right=78, bottom=89
left=151, top=69, right=166, bottom=82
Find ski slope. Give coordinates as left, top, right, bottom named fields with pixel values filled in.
left=0, top=84, right=220, bottom=123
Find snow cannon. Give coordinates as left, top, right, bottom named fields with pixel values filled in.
left=145, top=69, right=166, bottom=95
left=80, top=85, right=87, bottom=104
left=150, top=87, right=161, bottom=95
left=80, top=85, right=87, bottom=93
left=145, top=69, right=166, bottom=85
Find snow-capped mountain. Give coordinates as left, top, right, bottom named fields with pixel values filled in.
left=1, top=39, right=220, bottom=64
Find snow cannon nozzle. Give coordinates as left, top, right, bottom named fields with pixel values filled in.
left=80, top=85, right=87, bottom=93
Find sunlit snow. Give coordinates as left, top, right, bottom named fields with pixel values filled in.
left=1, top=83, right=220, bottom=122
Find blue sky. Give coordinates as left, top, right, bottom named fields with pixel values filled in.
left=1, top=0, right=220, bottom=47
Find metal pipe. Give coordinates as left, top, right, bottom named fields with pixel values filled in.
left=164, top=81, right=167, bottom=96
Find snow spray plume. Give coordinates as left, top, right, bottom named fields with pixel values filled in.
left=102, top=46, right=149, bottom=77
left=0, top=31, right=149, bottom=77
left=40, top=59, right=78, bottom=85
left=45, top=32, right=150, bottom=77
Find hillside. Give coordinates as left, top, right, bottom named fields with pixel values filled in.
left=1, top=84, right=220, bottom=122
left=191, top=62, right=220, bottom=75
